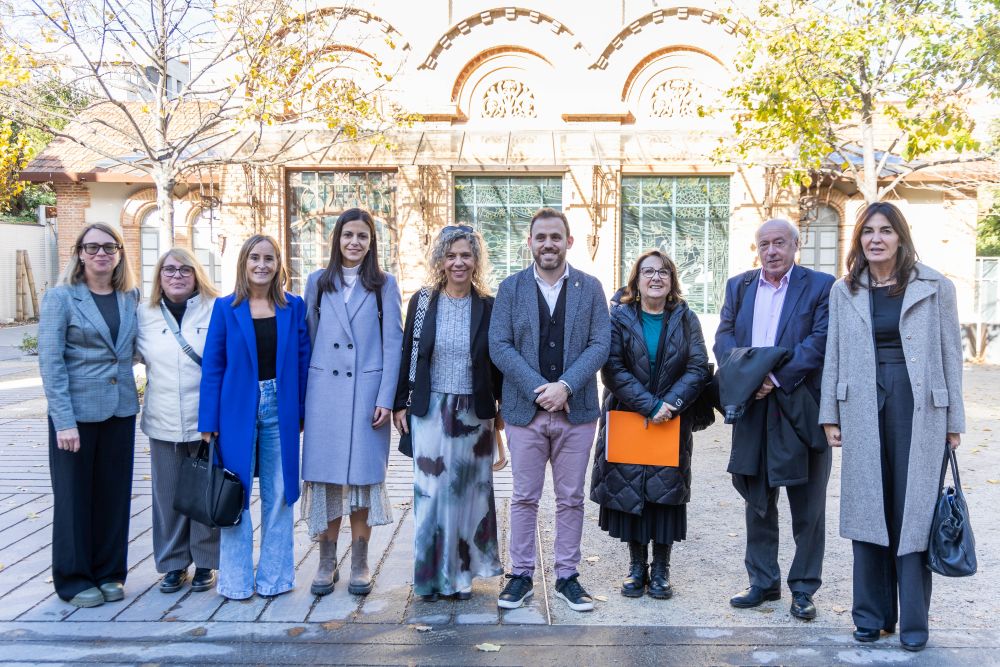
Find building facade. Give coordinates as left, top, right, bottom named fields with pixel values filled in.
left=25, top=1, right=980, bottom=351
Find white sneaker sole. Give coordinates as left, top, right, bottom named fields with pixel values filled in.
left=555, top=590, right=594, bottom=612
left=497, top=588, right=533, bottom=609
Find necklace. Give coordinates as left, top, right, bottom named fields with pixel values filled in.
left=442, top=290, right=470, bottom=305
left=870, top=274, right=896, bottom=288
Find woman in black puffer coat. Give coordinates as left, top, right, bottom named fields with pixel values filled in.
left=590, top=249, right=710, bottom=600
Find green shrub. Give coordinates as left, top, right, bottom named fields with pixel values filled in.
left=19, top=333, right=38, bottom=355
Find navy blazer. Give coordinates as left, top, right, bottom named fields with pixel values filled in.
left=198, top=293, right=310, bottom=508
left=713, top=264, right=835, bottom=400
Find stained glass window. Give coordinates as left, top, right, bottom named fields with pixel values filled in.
left=287, top=171, right=395, bottom=294
left=799, top=204, right=840, bottom=276
left=454, top=176, right=563, bottom=285
left=620, top=176, right=730, bottom=314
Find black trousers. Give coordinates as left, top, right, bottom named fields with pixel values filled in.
left=851, top=361, right=932, bottom=644
left=744, top=445, right=832, bottom=595
left=48, top=415, right=135, bottom=601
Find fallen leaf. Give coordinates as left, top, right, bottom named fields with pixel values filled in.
left=983, top=428, right=992, bottom=432
left=321, top=621, right=343, bottom=631
left=0, top=564, right=5, bottom=572
left=44, top=577, right=53, bottom=583
left=32, top=463, right=43, bottom=468
left=286, top=627, right=306, bottom=638
left=988, top=480, right=999, bottom=484
left=189, top=627, right=207, bottom=637
left=727, top=533, right=737, bottom=537
left=594, top=595, right=608, bottom=602
left=832, top=606, right=846, bottom=614
left=26, top=512, right=38, bottom=520
left=971, top=448, right=980, bottom=454
left=162, top=615, right=178, bottom=622
left=584, top=555, right=600, bottom=563
left=475, top=643, right=501, bottom=652
left=142, top=475, right=151, bottom=481
left=412, top=624, right=432, bottom=633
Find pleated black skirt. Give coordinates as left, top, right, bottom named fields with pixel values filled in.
left=598, top=502, right=687, bottom=545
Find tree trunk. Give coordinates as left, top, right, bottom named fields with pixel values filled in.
left=860, top=94, right=878, bottom=205
left=153, top=170, right=177, bottom=243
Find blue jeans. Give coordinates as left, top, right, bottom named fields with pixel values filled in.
left=217, top=379, right=294, bottom=599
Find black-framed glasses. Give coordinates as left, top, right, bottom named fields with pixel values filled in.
left=79, top=242, right=122, bottom=255
left=442, top=224, right=474, bottom=234
left=161, top=265, right=195, bottom=278
left=639, top=267, right=671, bottom=279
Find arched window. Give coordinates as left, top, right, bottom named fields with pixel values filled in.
left=799, top=204, right=840, bottom=276
left=191, top=207, right=223, bottom=288
left=140, top=209, right=161, bottom=298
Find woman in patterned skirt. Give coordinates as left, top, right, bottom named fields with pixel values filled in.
left=393, top=226, right=503, bottom=600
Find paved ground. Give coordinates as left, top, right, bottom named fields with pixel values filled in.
left=0, top=323, right=997, bottom=665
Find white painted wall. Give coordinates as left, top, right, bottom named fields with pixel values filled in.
left=0, top=223, right=59, bottom=322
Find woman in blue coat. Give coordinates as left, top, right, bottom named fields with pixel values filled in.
left=199, top=234, right=310, bottom=600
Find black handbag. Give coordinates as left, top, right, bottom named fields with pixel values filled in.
left=926, top=447, right=977, bottom=577
left=173, top=435, right=244, bottom=528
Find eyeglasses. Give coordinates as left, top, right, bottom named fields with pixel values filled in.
left=79, top=242, right=122, bottom=256
left=161, top=265, right=195, bottom=278
left=639, top=268, right=671, bottom=280
left=442, top=225, right=474, bottom=234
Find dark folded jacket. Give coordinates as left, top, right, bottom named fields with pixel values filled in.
left=717, top=346, right=829, bottom=516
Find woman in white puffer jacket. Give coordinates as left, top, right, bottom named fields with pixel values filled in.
left=137, top=247, right=221, bottom=595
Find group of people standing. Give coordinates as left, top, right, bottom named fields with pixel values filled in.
left=38, top=201, right=964, bottom=653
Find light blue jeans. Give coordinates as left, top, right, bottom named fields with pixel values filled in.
left=217, top=379, right=294, bottom=599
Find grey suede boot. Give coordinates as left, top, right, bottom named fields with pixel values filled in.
left=348, top=536, right=373, bottom=595
left=310, top=539, right=339, bottom=596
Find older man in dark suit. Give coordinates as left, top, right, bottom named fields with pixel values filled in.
left=714, top=218, right=835, bottom=621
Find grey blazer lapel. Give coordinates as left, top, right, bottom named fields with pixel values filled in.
left=114, top=289, right=137, bottom=355
left=72, top=283, right=115, bottom=350
left=900, top=272, right=935, bottom=320
left=563, top=267, right=581, bottom=365
left=522, top=269, right=540, bottom=347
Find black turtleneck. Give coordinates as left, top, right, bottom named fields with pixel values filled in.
left=163, top=295, right=189, bottom=326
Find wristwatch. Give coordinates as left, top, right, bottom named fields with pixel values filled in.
left=558, top=379, right=574, bottom=396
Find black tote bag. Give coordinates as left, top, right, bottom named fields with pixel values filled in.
left=926, top=447, right=977, bottom=577
left=173, top=435, right=244, bottom=528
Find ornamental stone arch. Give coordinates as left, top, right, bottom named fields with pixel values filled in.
left=621, top=46, right=730, bottom=127
left=590, top=6, right=739, bottom=71
left=419, top=7, right=584, bottom=72
left=452, top=47, right=558, bottom=124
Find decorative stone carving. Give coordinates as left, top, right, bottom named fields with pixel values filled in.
left=481, top=79, right=537, bottom=118
left=650, top=79, right=709, bottom=118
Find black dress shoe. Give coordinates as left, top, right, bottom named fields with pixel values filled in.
left=729, top=585, right=781, bottom=608
left=789, top=591, right=816, bottom=620
left=190, top=568, right=216, bottom=592
left=853, top=627, right=880, bottom=643
left=901, top=638, right=927, bottom=652
left=159, top=570, right=187, bottom=594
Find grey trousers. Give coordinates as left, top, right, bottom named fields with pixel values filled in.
left=149, top=439, right=221, bottom=573
left=743, top=445, right=832, bottom=595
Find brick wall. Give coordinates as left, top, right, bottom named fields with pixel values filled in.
left=52, top=182, right=91, bottom=269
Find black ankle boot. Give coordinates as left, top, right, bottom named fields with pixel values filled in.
left=621, top=541, right=648, bottom=598
left=648, top=543, right=673, bottom=599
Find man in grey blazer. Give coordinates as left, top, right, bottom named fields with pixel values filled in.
left=489, top=207, right=610, bottom=612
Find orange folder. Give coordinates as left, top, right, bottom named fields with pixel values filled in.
left=606, top=410, right=680, bottom=467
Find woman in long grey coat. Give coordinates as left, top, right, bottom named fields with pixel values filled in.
left=301, top=208, right=403, bottom=597
left=820, top=202, right=965, bottom=653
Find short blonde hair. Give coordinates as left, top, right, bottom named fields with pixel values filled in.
left=232, top=234, right=288, bottom=307
left=59, top=223, right=137, bottom=292
left=148, top=247, right=220, bottom=307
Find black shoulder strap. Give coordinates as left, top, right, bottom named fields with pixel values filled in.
left=375, top=285, right=384, bottom=342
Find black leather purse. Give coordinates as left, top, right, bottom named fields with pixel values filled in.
left=926, top=447, right=977, bottom=577
left=173, top=435, right=244, bottom=528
